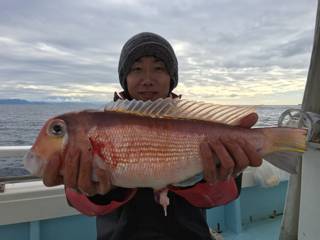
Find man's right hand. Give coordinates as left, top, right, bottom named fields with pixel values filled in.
left=42, top=140, right=113, bottom=196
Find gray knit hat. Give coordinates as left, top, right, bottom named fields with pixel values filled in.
left=118, top=32, right=178, bottom=93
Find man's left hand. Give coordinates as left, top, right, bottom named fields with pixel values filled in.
left=199, top=112, right=263, bottom=183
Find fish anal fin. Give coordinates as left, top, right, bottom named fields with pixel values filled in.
left=171, top=173, right=203, bottom=187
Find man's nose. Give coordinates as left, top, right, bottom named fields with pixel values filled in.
left=141, top=70, right=154, bottom=85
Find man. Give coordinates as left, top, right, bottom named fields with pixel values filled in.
left=42, top=32, right=262, bottom=239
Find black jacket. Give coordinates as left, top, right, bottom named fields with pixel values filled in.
left=92, top=188, right=213, bottom=240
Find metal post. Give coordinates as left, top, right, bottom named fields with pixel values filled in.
left=279, top=1, right=320, bottom=239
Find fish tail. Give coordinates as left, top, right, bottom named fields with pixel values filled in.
left=261, top=127, right=308, bottom=154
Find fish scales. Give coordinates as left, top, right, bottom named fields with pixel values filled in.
left=88, top=123, right=204, bottom=188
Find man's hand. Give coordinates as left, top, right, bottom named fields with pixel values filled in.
left=200, top=112, right=263, bottom=183
left=42, top=140, right=113, bottom=196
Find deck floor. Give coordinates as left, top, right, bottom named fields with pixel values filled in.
left=217, top=217, right=282, bottom=240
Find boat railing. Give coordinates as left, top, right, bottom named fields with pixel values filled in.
left=0, top=146, right=40, bottom=192
left=0, top=145, right=31, bottom=157
left=0, top=146, right=81, bottom=226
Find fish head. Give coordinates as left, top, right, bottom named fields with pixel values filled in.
left=24, top=117, right=68, bottom=176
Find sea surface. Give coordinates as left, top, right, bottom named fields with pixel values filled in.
left=0, top=103, right=299, bottom=177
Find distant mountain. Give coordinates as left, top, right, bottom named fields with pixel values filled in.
left=0, top=99, right=32, bottom=104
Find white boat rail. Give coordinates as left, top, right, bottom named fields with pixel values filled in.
left=0, top=146, right=79, bottom=225
left=0, top=146, right=39, bottom=185
left=0, top=145, right=31, bottom=157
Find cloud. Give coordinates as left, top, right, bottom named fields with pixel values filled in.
left=0, top=0, right=317, bottom=104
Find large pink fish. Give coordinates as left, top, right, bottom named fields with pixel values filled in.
left=24, top=99, right=307, bottom=215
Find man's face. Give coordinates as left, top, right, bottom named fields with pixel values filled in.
left=126, top=56, right=171, bottom=101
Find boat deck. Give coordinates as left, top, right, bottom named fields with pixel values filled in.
left=221, top=217, right=281, bottom=240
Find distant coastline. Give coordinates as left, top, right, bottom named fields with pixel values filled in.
left=0, top=99, right=33, bottom=104
left=0, top=99, right=55, bottom=104
left=0, top=98, right=104, bottom=105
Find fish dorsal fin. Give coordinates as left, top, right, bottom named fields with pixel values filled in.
left=104, top=98, right=256, bottom=126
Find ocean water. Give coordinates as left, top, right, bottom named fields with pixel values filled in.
left=0, top=103, right=299, bottom=177
left=0, top=102, right=102, bottom=177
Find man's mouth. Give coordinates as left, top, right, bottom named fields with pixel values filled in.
left=138, top=92, right=158, bottom=99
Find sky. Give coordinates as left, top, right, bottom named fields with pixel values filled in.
left=0, top=0, right=317, bottom=105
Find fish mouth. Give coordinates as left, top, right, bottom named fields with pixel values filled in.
left=23, top=150, right=45, bottom=176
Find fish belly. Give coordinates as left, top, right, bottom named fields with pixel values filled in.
left=89, top=124, right=205, bottom=189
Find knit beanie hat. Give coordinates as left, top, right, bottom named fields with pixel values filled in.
left=118, top=32, right=178, bottom=93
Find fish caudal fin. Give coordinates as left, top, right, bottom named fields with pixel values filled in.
left=261, top=128, right=308, bottom=174
left=260, top=127, right=308, bottom=174
left=262, top=128, right=308, bottom=153
left=262, top=127, right=308, bottom=154
left=264, top=152, right=301, bottom=174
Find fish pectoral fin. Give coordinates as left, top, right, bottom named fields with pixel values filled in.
left=93, top=154, right=107, bottom=170
left=171, top=173, right=203, bottom=187
left=92, top=154, right=107, bottom=182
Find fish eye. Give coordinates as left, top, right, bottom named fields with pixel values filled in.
left=48, top=120, right=66, bottom=137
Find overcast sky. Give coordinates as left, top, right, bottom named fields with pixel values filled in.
left=0, top=0, right=317, bottom=104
